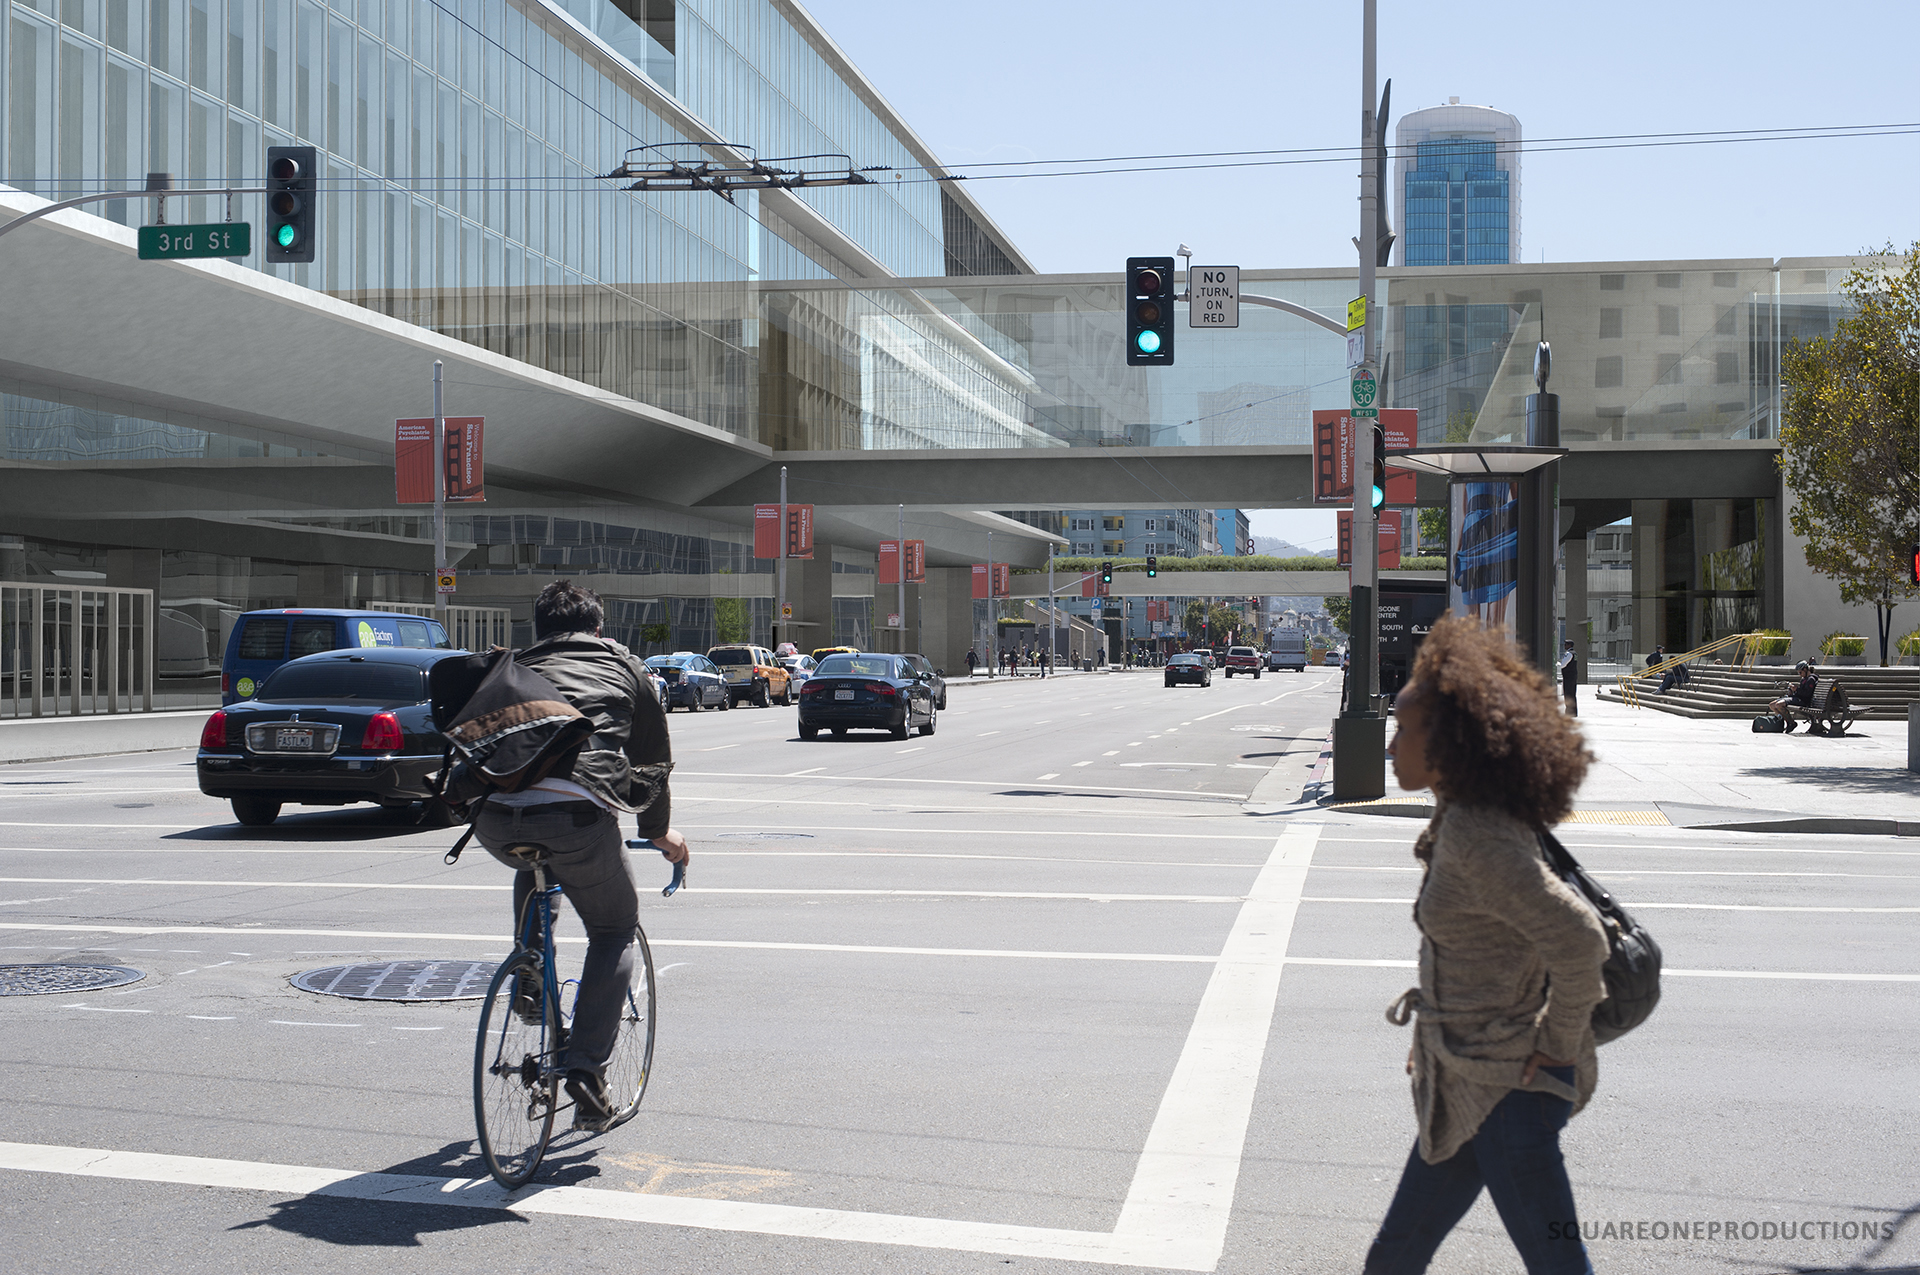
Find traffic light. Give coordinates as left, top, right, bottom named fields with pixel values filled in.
left=265, top=145, right=316, bottom=264
left=1145, top=555, right=1158, bottom=578
left=1125, top=256, right=1175, bottom=367
left=1370, top=424, right=1388, bottom=510
left=1101, top=559, right=1114, bottom=585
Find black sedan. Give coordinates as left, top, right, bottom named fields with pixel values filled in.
left=645, top=653, right=731, bottom=712
left=1164, top=653, right=1212, bottom=688
left=797, top=652, right=937, bottom=740
left=196, top=647, right=459, bottom=826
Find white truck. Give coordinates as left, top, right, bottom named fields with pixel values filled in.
left=1267, top=626, right=1308, bottom=672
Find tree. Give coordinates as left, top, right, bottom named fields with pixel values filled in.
left=1324, top=595, right=1351, bottom=634
left=1181, top=599, right=1243, bottom=645
left=1779, top=243, right=1920, bottom=665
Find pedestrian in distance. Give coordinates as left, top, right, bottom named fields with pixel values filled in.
left=1560, top=640, right=1578, bottom=716
left=468, top=580, right=691, bottom=1128
left=1366, top=617, right=1608, bottom=1275
left=1771, top=660, right=1820, bottom=733
left=965, top=648, right=978, bottom=678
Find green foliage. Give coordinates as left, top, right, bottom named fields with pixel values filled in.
left=1417, top=506, right=1449, bottom=553
left=1399, top=555, right=1447, bottom=571
left=1026, top=554, right=1335, bottom=575
left=1819, top=632, right=1867, bottom=657
left=1898, top=629, right=1920, bottom=657
left=1324, top=595, right=1351, bottom=634
left=1779, top=241, right=1920, bottom=664
left=639, top=623, right=669, bottom=648
left=713, top=597, right=749, bottom=644
left=1752, top=628, right=1792, bottom=657
left=1180, top=598, right=1246, bottom=643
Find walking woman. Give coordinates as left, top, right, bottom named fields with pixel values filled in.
left=1365, top=617, right=1609, bottom=1275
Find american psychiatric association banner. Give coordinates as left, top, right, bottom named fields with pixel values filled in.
left=396, top=418, right=484, bottom=503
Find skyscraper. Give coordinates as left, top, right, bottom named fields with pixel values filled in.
left=1394, top=99, right=1522, bottom=267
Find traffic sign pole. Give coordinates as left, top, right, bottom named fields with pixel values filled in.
left=433, top=360, right=447, bottom=621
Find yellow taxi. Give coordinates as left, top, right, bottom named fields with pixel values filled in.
left=706, top=643, right=794, bottom=707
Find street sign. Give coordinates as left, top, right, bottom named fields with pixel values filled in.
left=1090, top=597, right=1102, bottom=612
left=1346, top=328, right=1366, bottom=369
left=1350, top=367, right=1378, bottom=418
left=435, top=571, right=457, bottom=594
left=781, top=604, right=792, bottom=619
left=1188, top=266, right=1239, bottom=328
left=886, top=612, right=902, bottom=628
left=137, top=223, right=250, bottom=260
left=1347, top=296, right=1367, bottom=332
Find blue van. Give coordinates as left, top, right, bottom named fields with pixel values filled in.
left=222, top=609, right=452, bottom=704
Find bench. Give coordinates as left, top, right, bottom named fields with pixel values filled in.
left=1783, top=678, right=1856, bottom=737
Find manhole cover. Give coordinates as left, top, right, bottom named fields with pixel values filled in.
left=712, top=832, right=815, bottom=841
left=291, top=960, right=497, bottom=1001
left=0, top=964, right=144, bottom=996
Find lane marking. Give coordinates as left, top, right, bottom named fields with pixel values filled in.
left=1037, top=773, right=1061, bottom=781
left=696, top=744, right=739, bottom=752
left=785, top=767, right=826, bottom=777
left=0, top=879, right=1250, bottom=903
left=977, top=731, right=1002, bottom=738
left=676, top=772, right=1247, bottom=802
left=0, top=1142, right=1206, bottom=1270
left=1073, top=761, right=1093, bottom=767
left=1278, top=958, right=1920, bottom=983
left=59, top=1004, right=150, bottom=1013
left=268, top=1021, right=362, bottom=1029
left=1113, top=822, right=1320, bottom=1257
left=895, top=747, right=925, bottom=755
left=1103, top=751, right=1120, bottom=757
left=1294, top=896, right=1920, bottom=914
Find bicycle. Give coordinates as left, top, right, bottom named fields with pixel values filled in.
left=473, top=837, right=685, bottom=1188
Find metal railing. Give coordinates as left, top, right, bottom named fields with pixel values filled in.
left=1, top=582, right=154, bottom=717
left=373, top=602, right=512, bottom=653
left=1616, top=632, right=1772, bottom=708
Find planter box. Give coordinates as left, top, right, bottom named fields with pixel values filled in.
left=1756, top=655, right=1792, bottom=666
left=1828, top=655, right=1866, bottom=666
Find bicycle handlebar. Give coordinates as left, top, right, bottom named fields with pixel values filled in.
left=626, top=839, right=686, bottom=896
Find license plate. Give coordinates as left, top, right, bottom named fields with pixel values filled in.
left=834, top=689, right=854, bottom=701
left=276, top=728, right=315, bottom=751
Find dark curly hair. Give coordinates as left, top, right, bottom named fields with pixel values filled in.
left=1400, top=617, right=1592, bottom=830
left=532, top=579, right=604, bottom=638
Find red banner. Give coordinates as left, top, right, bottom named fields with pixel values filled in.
left=1079, top=573, right=1111, bottom=599
left=1338, top=510, right=1403, bottom=569
left=877, top=540, right=926, bottom=585
left=1313, top=408, right=1418, bottom=505
left=754, top=505, right=815, bottom=560
left=396, top=419, right=433, bottom=504
left=443, top=417, right=484, bottom=502
left=993, top=564, right=1010, bottom=598
left=878, top=540, right=901, bottom=585
left=905, top=539, right=925, bottom=583
left=973, top=563, right=989, bottom=599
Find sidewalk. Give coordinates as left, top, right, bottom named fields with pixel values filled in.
left=0, top=709, right=208, bottom=764
left=1285, top=694, right=1920, bottom=835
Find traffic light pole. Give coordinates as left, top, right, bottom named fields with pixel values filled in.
left=433, top=360, right=447, bottom=622
left=1332, top=0, right=1387, bottom=800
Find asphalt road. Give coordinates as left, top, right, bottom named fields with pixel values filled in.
left=0, top=665, right=1915, bottom=1274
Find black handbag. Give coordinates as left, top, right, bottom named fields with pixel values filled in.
left=1539, top=831, right=1662, bottom=1044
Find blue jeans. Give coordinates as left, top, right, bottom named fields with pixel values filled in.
left=1363, top=1067, right=1592, bottom=1275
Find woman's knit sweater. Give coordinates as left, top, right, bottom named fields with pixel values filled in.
left=1389, top=802, right=1611, bottom=1164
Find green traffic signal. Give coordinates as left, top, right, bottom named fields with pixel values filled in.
left=276, top=223, right=297, bottom=248
left=1135, top=330, right=1161, bottom=354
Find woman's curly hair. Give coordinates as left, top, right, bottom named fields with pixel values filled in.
left=1402, top=616, right=1592, bottom=829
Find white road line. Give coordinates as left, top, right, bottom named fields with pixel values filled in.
left=1189, top=705, right=1249, bottom=722
left=677, top=771, right=1247, bottom=802
left=0, top=1142, right=1206, bottom=1270
left=1103, top=751, right=1120, bottom=757
left=268, top=1021, right=362, bottom=1028
left=1037, top=773, right=1061, bottom=781
left=1112, top=822, right=1320, bottom=1261
left=0, top=878, right=1246, bottom=903
left=977, top=731, right=1002, bottom=737
left=1293, top=896, right=1920, bottom=914
left=1122, top=762, right=1217, bottom=767
left=186, top=1015, right=235, bottom=1021
left=696, top=744, right=739, bottom=752
left=785, top=767, right=826, bottom=776
left=895, top=747, right=925, bottom=755
left=0, top=876, right=504, bottom=892
left=59, top=1004, right=150, bottom=1013
left=1073, top=761, right=1094, bottom=767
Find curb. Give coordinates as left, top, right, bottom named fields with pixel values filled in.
left=1318, top=799, right=1920, bottom=837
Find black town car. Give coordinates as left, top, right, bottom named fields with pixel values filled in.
left=1164, top=653, right=1213, bottom=688
left=197, top=647, right=459, bottom=826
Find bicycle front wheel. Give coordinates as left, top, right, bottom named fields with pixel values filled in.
left=474, top=953, right=558, bottom=1188
left=600, top=924, right=658, bottom=1129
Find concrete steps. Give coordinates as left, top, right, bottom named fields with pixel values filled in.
left=1593, top=664, right=1920, bottom=720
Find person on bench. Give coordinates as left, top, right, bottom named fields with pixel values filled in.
left=1650, top=644, right=1691, bottom=693
left=1770, top=662, right=1818, bottom=733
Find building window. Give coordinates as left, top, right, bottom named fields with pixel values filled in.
left=1715, top=353, right=1740, bottom=384
left=1102, top=516, right=1124, bottom=532
left=1713, top=272, right=1737, bottom=287
left=1103, top=540, right=1125, bottom=556
left=1716, top=306, right=1736, bottom=335
left=1073, top=542, right=1094, bottom=556
left=1594, top=356, right=1624, bottom=388
left=1143, top=518, right=1157, bottom=532
left=1599, top=308, right=1622, bottom=339
left=1070, top=518, right=1094, bottom=531
left=1656, top=273, right=1683, bottom=288
left=1658, top=353, right=1683, bottom=383
left=1600, top=274, right=1625, bottom=291
left=1658, top=305, right=1681, bottom=337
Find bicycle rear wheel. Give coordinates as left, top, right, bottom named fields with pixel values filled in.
left=599, top=925, right=657, bottom=1129
left=474, top=953, right=558, bottom=1187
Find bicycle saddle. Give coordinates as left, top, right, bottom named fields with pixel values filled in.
left=499, top=841, right=552, bottom=866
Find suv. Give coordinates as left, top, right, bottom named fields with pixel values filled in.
left=707, top=643, right=793, bottom=707
left=1222, top=646, right=1263, bottom=679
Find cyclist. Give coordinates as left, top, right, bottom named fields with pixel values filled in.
left=473, top=580, right=690, bottom=1127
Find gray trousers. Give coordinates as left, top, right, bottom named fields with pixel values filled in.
left=476, top=801, right=637, bottom=1076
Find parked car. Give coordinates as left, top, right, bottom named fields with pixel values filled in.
left=1164, top=653, right=1212, bottom=688
left=797, top=652, right=937, bottom=740
left=900, top=652, right=949, bottom=710
left=222, top=608, right=451, bottom=705
left=645, top=667, right=670, bottom=706
left=1222, top=646, right=1263, bottom=678
left=777, top=652, right=817, bottom=692
left=1194, top=649, right=1218, bottom=668
left=644, top=652, right=730, bottom=711
left=197, top=647, right=459, bottom=827
left=809, top=645, right=858, bottom=664
left=707, top=643, right=793, bottom=707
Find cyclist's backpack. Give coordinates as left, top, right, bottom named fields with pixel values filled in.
left=427, top=649, right=597, bottom=861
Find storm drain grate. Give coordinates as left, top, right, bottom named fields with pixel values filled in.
left=291, top=960, right=497, bottom=1002
left=0, top=964, right=145, bottom=996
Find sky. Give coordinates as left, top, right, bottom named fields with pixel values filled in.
left=799, top=0, right=1920, bottom=555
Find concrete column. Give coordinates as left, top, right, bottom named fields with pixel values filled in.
left=917, top=567, right=973, bottom=675
left=792, top=545, right=835, bottom=652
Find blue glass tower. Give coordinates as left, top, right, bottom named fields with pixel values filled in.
left=1394, top=101, right=1521, bottom=267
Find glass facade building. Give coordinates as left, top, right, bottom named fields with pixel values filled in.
left=1393, top=101, right=1520, bottom=268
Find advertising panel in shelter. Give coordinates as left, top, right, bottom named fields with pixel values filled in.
left=1449, top=480, right=1519, bottom=636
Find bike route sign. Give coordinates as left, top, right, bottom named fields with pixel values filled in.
left=1349, top=368, right=1378, bottom=417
